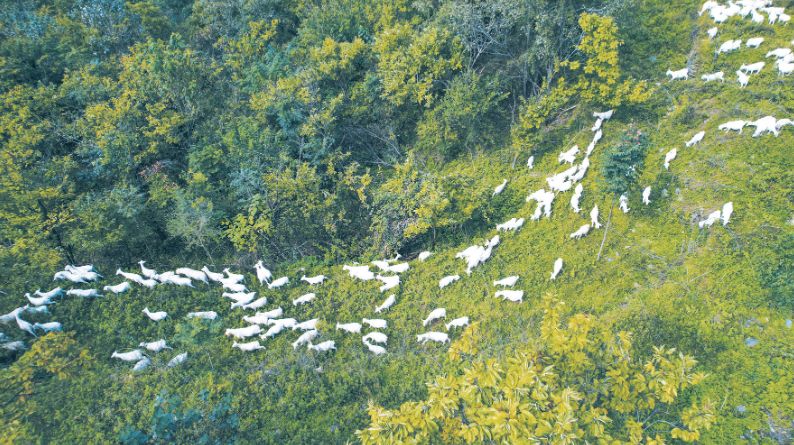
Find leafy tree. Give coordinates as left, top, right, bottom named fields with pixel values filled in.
left=357, top=297, right=714, bottom=444
left=602, top=127, right=649, bottom=196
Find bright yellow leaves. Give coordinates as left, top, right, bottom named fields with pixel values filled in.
left=357, top=297, right=714, bottom=444
left=373, top=22, right=463, bottom=107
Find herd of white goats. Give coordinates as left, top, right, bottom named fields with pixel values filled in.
left=1, top=0, right=789, bottom=372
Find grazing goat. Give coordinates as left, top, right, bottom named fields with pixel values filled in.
left=301, top=274, right=326, bottom=285
left=666, top=68, right=689, bottom=80
left=642, top=186, right=652, bottom=205
left=363, top=341, right=387, bottom=355
left=225, top=324, right=262, bottom=339
left=66, top=289, right=101, bottom=298
left=336, top=322, right=362, bottom=334
left=103, top=282, right=131, bottom=294
left=293, top=319, right=319, bottom=331
left=374, top=294, right=396, bottom=313
left=664, top=148, right=677, bottom=170
left=254, top=261, right=272, bottom=284
left=186, top=311, right=217, bottom=320
left=376, top=275, right=400, bottom=292
left=558, top=145, right=579, bottom=164
left=417, top=332, right=449, bottom=344
left=267, top=276, right=289, bottom=289
left=739, top=62, right=765, bottom=74
left=590, top=206, right=602, bottom=229
left=308, top=340, right=336, bottom=352
left=570, top=224, right=591, bottom=240
left=701, top=71, right=724, bottom=82
left=292, top=330, right=319, bottom=349
left=495, top=290, right=524, bottom=303
left=293, top=293, right=316, bottom=306
left=493, top=276, right=519, bottom=287
left=233, top=340, right=264, bottom=352
left=699, top=210, right=722, bottom=228
left=139, top=339, right=171, bottom=352
left=111, top=350, right=145, bottom=362
left=167, top=352, right=187, bottom=367
left=417, top=251, right=432, bottom=261
left=363, top=332, right=388, bottom=344
left=619, top=195, right=630, bottom=213
left=686, top=131, right=705, bottom=147
left=142, top=307, right=167, bottom=321
left=445, top=317, right=470, bottom=330
left=362, top=318, right=387, bottom=329
left=571, top=184, right=583, bottom=214
left=550, top=258, right=563, bottom=280
left=439, top=275, right=460, bottom=289
left=722, top=202, right=734, bottom=226
left=423, top=308, right=446, bottom=327
left=175, top=268, right=208, bottom=283
left=718, top=120, right=746, bottom=133
left=493, top=179, right=507, bottom=196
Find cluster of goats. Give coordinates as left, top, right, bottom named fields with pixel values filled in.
left=5, top=0, right=790, bottom=371
left=668, top=1, right=794, bottom=84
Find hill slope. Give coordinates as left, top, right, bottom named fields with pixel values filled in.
left=1, top=0, right=792, bottom=443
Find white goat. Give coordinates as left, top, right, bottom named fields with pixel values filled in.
left=103, top=282, right=131, bottom=294
left=445, top=317, right=470, bottom=330
left=308, top=340, right=336, bottom=352
left=363, top=341, right=387, bottom=355
left=493, top=276, right=519, bottom=287
left=186, top=311, right=217, bottom=320
left=336, top=322, right=362, bottom=334
left=267, top=276, right=289, bottom=289
left=495, top=290, right=524, bottom=303
left=746, top=37, right=764, bottom=48
left=175, top=268, right=207, bottom=283
left=301, top=274, right=327, bottom=285
left=363, top=332, right=388, bottom=344
left=254, top=261, right=272, bottom=284
left=423, top=308, right=446, bottom=327
left=718, top=120, right=746, bottom=133
left=111, top=350, right=145, bottom=362
left=139, top=339, right=171, bottom=352
left=225, top=324, right=262, bottom=339
left=736, top=70, right=749, bottom=88
left=342, top=264, right=375, bottom=281
left=439, top=275, right=460, bottom=289
left=590, top=206, right=602, bottom=229
left=376, top=275, right=400, bottom=292
left=417, top=251, right=432, bottom=261
left=619, top=195, right=630, bottom=213
left=293, top=319, right=319, bottom=331
left=558, top=145, right=579, bottom=164
left=362, top=318, right=387, bottom=329
left=664, top=148, right=678, bottom=170
left=66, top=289, right=100, bottom=298
left=417, top=332, right=450, bottom=344
left=242, top=297, right=268, bottom=310
left=698, top=210, right=722, bottom=228
left=722, top=202, right=734, bottom=226
left=686, top=131, right=705, bottom=147
left=493, top=179, right=508, bottom=196
left=292, top=330, right=319, bottom=349
left=666, top=68, right=689, bottom=80
left=142, top=307, right=167, bottom=321
left=642, top=186, right=652, bottom=205
left=233, top=340, right=264, bottom=352
left=701, top=71, right=724, bottom=82
left=167, top=352, right=187, bottom=368
left=740, top=62, right=765, bottom=74
left=293, top=293, right=316, bottom=306
left=571, top=184, right=583, bottom=213
left=550, top=258, right=563, bottom=280
left=569, top=224, right=591, bottom=240
left=375, top=294, right=396, bottom=313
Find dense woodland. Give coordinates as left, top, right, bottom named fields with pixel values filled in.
left=1, top=0, right=792, bottom=443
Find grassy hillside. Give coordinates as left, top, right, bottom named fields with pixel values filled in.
left=1, top=0, right=792, bottom=443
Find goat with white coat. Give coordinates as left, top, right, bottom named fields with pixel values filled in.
left=642, top=186, right=652, bottom=205
left=701, top=71, right=724, bottom=82
left=423, top=308, right=446, bottom=327
left=686, top=131, right=705, bottom=147
left=375, top=294, right=396, bottom=313
left=569, top=224, right=591, bottom=240
left=550, top=258, right=563, bottom=280
left=495, top=290, right=524, bottom=303
left=417, top=332, right=449, bottom=344
left=571, top=184, right=583, bottom=213
left=666, top=68, right=689, bottom=80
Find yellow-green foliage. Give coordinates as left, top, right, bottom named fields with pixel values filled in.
left=358, top=298, right=712, bottom=444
